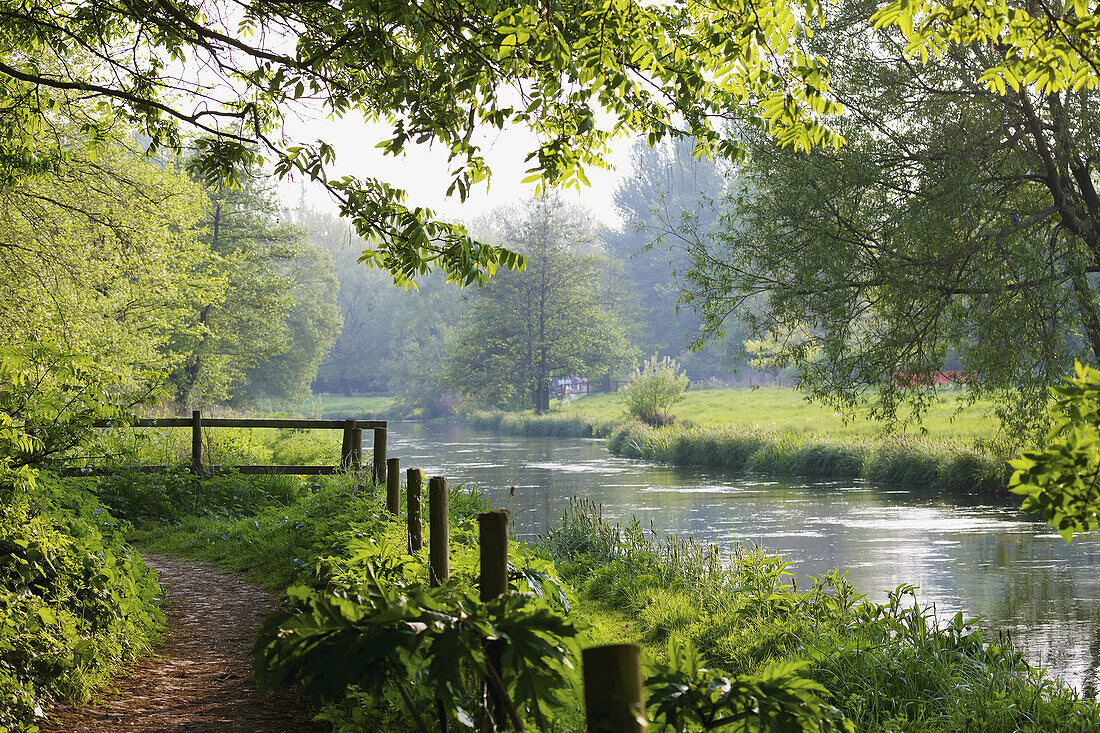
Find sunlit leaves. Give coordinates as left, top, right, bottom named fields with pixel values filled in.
left=646, top=638, right=853, bottom=732
left=253, top=566, right=579, bottom=729
left=1011, top=362, right=1100, bottom=542
left=0, top=0, right=844, bottom=286
left=872, top=0, right=1100, bottom=94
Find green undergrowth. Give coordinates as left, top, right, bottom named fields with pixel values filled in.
left=128, top=472, right=596, bottom=731
left=51, top=423, right=1092, bottom=732
left=543, top=500, right=1100, bottom=732
left=469, top=409, right=1011, bottom=494
left=0, top=474, right=163, bottom=733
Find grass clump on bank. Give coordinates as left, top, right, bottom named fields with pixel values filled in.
left=607, top=422, right=1010, bottom=492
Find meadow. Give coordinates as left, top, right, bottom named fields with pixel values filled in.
left=556, top=386, right=1002, bottom=442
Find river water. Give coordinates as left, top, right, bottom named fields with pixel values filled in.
left=386, top=421, right=1100, bottom=691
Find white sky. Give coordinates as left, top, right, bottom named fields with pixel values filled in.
left=278, top=110, right=637, bottom=230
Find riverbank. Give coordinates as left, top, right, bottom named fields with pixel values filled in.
left=24, top=424, right=1092, bottom=731
left=467, top=390, right=1012, bottom=494
left=125, top=463, right=1096, bottom=731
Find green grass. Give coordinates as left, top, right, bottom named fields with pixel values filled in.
left=299, top=393, right=396, bottom=419
left=557, top=386, right=1000, bottom=442
left=543, top=499, right=1100, bottom=733
left=62, top=413, right=1087, bottom=732
left=469, top=387, right=1014, bottom=493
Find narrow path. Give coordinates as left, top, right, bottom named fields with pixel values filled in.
left=45, top=554, right=325, bottom=733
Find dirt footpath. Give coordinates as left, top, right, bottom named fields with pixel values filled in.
left=45, top=554, right=325, bottom=733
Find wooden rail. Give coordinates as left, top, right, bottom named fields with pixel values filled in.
left=62, top=411, right=387, bottom=478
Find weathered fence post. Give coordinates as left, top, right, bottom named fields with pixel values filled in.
left=428, top=476, right=449, bottom=587
left=191, top=410, right=202, bottom=476
left=479, top=510, right=512, bottom=730
left=386, top=457, right=401, bottom=515
left=341, top=418, right=356, bottom=469
left=479, top=510, right=510, bottom=600
left=407, top=468, right=423, bottom=553
left=373, top=426, right=388, bottom=484
left=582, top=644, right=646, bottom=733
left=352, top=427, right=364, bottom=469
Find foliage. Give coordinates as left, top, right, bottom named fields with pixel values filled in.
left=0, top=412, right=162, bottom=733
left=543, top=500, right=1100, bottom=732
left=648, top=640, right=852, bottom=732
left=254, top=572, right=578, bottom=731
left=872, top=0, right=1100, bottom=96
left=0, top=344, right=140, bottom=469
left=622, top=355, right=689, bottom=426
left=444, top=197, right=635, bottom=413
left=234, top=236, right=343, bottom=406
left=0, top=127, right=209, bottom=396
left=673, top=0, right=1100, bottom=437
left=167, top=167, right=340, bottom=408
left=608, top=138, right=756, bottom=381
left=307, top=211, right=398, bottom=396
left=383, top=274, right=467, bottom=418
left=0, top=0, right=841, bottom=285
left=1011, top=361, right=1100, bottom=542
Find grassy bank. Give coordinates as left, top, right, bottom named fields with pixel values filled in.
left=468, top=387, right=1012, bottom=494
left=546, top=499, right=1097, bottom=732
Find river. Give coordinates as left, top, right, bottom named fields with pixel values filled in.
left=386, top=421, right=1100, bottom=692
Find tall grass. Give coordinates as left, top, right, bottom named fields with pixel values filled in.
left=541, top=500, right=1099, bottom=732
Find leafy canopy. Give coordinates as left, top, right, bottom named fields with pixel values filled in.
left=873, top=0, right=1100, bottom=95
left=0, top=0, right=841, bottom=286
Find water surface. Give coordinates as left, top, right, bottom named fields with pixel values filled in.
left=387, top=421, right=1100, bottom=691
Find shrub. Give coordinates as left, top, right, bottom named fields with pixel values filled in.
left=621, top=355, right=689, bottom=426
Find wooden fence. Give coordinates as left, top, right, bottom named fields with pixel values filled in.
left=62, top=411, right=389, bottom=480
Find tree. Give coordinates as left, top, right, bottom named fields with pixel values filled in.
left=233, top=236, right=343, bottom=406
left=308, top=212, right=402, bottom=396
left=385, top=274, right=468, bottom=417
left=607, top=139, right=736, bottom=379
left=444, top=197, right=635, bottom=413
left=0, top=124, right=210, bottom=393
left=673, top=0, right=1100, bottom=436
left=165, top=168, right=305, bottom=408
left=0, top=0, right=841, bottom=286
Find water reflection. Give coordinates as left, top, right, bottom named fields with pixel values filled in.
left=386, top=421, right=1100, bottom=689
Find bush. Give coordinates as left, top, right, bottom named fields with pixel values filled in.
left=0, top=475, right=163, bottom=733
left=621, top=355, right=689, bottom=426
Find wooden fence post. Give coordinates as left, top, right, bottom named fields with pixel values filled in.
left=582, top=644, right=646, bottom=733
left=386, top=458, right=400, bottom=515
left=341, top=418, right=356, bottom=469
left=191, top=410, right=202, bottom=476
left=478, top=510, right=510, bottom=601
left=407, top=468, right=423, bottom=553
left=428, top=476, right=449, bottom=587
left=479, top=510, right=512, bottom=729
left=373, top=426, right=387, bottom=484
left=352, top=427, right=364, bottom=469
